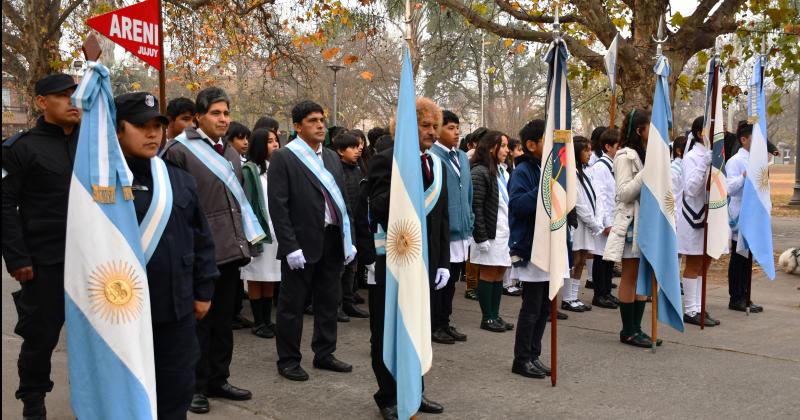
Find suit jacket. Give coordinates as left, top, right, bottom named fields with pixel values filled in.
left=366, top=147, right=450, bottom=286
left=267, top=140, right=354, bottom=264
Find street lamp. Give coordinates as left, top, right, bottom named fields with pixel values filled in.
left=327, top=64, right=345, bottom=127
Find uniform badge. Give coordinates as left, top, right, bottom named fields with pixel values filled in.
left=145, top=94, right=155, bottom=108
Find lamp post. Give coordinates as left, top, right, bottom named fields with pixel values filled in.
left=790, top=77, right=800, bottom=206
left=327, top=64, right=345, bottom=127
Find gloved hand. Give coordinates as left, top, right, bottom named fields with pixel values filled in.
left=344, top=245, right=357, bottom=265
left=366, top=263, right=376, bottom=285
left=287, top=249, right=306, bottom=270
left=475, top=241, right=490, bottom=253
left=434, top=268, right=450, bottom=290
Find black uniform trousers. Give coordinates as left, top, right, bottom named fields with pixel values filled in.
left=13, top=264, right=64, bottom=402
left=154, top=314, right=199, bottom=420
left=431, top=261, right=464, bottom=331
left=728, top=240, right=752, bottom=304
left=341, top=259, right=357, bottom=306
left=368, top=258, right=426, bottom=410
left=276, top=226, right=343, bottom=369
left=513, top=281, right=550, bottom=365
left=592, top=255, right=614, bottom=299
left=195, top=262, right=239, bottom=392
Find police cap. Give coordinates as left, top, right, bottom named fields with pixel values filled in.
left=114, top=92, right=168, bottom=126
left=35, top=74, right=78, bottom=96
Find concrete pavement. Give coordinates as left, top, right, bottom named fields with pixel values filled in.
left=3, top=217, right=799, bottom=419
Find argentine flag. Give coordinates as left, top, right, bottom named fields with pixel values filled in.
left=64, top=62, right=157, bottom=419
left=702, top=55, right=730, bottom=259
left=738, top=55, right=776, bottom=280
left=532, top=39, right=577, bottom=299
left=383, top=48, right=431, bottom=420
left=636, top=56, right=684, bottom=332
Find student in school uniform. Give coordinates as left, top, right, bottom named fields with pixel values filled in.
left=589, top=128, right=620, bottom=309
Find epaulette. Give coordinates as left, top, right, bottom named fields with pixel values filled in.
left=2, top=130, right=29, bottom=147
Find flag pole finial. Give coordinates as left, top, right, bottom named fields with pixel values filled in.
left=553, top=6, right=561, bottom=43
left=404, top=0, right=412, bottom=43
left=652, top=14, right=668, bottom=58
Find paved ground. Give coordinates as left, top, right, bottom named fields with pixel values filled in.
left=3, top=217, right=799, bottom=419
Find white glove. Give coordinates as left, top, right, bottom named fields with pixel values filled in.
left=704, top=149, right=713, bottom=165
left=434, top=268, right=450, bottom=290
left=475, top=241, right=490, bottom=253
left=287, top=249, right=306, bottom=270
left=344, top=245, right=357, bottom=265
left=366, top=263, right=376, bottom=285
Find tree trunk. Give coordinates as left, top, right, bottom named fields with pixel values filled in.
left=22, top=1, right=63, bottom=124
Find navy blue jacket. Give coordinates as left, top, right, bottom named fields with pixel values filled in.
left=508, top=155, right=541, bottom=266
left=128, top=157, right=218, bottom=323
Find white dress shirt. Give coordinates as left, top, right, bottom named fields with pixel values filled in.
left=725, top=147, right=749, bottom=234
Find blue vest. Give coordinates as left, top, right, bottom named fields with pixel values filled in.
left=430, top=145, right=474, bottom=241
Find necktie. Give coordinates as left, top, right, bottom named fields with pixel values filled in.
left=213, top=143, right=224, bottom=156
left=421, top=154, right=432, bottom=184
left=448, top=150, right=461, bottom=171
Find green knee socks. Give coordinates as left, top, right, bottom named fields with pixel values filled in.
left=619, top=302, right=635, bottom=336
left=477, top=280, right=493, bottom=321
left=633, top=300, right=646, bottom=333
left=491, top=281, right=503, bottom=319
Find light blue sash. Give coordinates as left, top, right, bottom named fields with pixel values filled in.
left=174, top=136, right=266, bottom=244
left=497, top=166, right=509, bottom=205
left=374, top=224, right=386, bottom=256
left=424, top=153, right=443, bottom=215
left=140, top=157, right=173, bottom=263
left=285, top=139, right=354, bottom=259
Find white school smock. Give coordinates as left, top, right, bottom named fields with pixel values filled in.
left=725, top=147, right=749, bottom=236
left=677, top=142, right=711, bottom=255
left=589, top=154, right=615, bottom=255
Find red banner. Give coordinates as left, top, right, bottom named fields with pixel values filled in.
left=87, top=0, right=161, bottom=70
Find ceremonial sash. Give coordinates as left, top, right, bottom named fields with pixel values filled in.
left=497, top=167, right=509, bottom=206
left=285, top=140, right=354, bottom=259
left=374, top=224, right=387, bottom=256
left=424, top=153, right=443, bottom=215
left=174, top=136, right=266, bottom=244
left=139, top=157, right=173, bottom=263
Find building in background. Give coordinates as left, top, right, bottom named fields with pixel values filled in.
left=2, top=73, right=27, bottom=138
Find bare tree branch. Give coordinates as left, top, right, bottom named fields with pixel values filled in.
left=571, top=0, right=618, bottom=46
left=2, top=0, right=25, bottom=30
left=48, top=0, right=85, bottom=39
left=2, top=44, right=27, bottom=80
left=494, top=0, right=585, bottom=25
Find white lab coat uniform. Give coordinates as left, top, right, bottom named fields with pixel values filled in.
left=677, top=142, right=712, bottom=255
left=589, top=154, right=615, bottom=256
left=725, top=148, right=748, bottom=236
left=573, top=168, right=602, bottom=252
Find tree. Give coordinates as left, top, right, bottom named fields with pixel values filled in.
left=436, top=0, right=799, bottom=112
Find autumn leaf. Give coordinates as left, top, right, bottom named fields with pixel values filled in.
left=343, top=54, right=359, bottom=65
left=503, top=39, right=513, bottom=48
left=131, top=81, right=141, bottom=90
left=359, top=71, right=374, bottom=81
left=321, top=47, right=340, bottom=61
left=486, top=66, right=496, bottom=75
left=516, top=43, right=526, bottom=54
left=670, top=12, right=685, bottom=27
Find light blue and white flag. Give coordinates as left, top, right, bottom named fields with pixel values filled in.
left=383, top=47, right=431, bottom=420
left=738, top=55, right=776, bottom=280
left=532, top=39, right=577, bottom=299
left=65, top=61, right=157, bottom=419
left=702, top=55, right=730, bottom=259
left=604, top=33, right=619, bottom=92
left=636, top=55, right=684, bottom=332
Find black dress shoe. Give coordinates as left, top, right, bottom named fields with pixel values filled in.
left=728, top=300, right=748, bottom=312
left=278, top=365, right=309, bottom=381
left=611, top=282, right=618, bottom=288
left=251, top=323, right=275, bottom=339
left=22, top=398, right=46, bottom=419
left=379, top=406, right=398, bottom=420
left=607, top=294, right=620, bottom=304
left=512, top=360, right=546, bottom=378
left=189, top=393, right=209, bottom=414
left=343, top=303, right=369, bottom=318
left=353, top=291, right=366, bottom=304
left=313, top=355, right=353, bottom=372
left=749, top=303, right=764, bottom=313
left=557, top=310, right=568, bottom=320
left=207, top=382, right=252, bottom=401
left=531, top=358, right=551, bottom=376
left=683, top=313, right=716, bottom=327
left=592, top=295, right=618, bottom=309
left=704, top=312, right=721, bottom=326
left=585, top=280, right=594, bottom=289
left=496, top=317, right=514, bottom=330
left=619, top=332, right=653, bottom=348
left=304, top=305, right=314, bottom=315
left=337, top=308, right=350, bottom=323
left=561, top=300, right=585, bottom=312
left=445, top=325, right=467, bottom=341
left=637, top=331, right=663, bottom=346
left=418, top=395, right=444, bottom=414
left=432, top=328, right=456, bottom=344
left=480, top=319, right=506, bottom=332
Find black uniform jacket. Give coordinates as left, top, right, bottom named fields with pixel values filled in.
left=2, top=117, right=78, bottom=271
left=127, top=157, right=218, bottom=323
left=366, top=147, right=450, bottom=286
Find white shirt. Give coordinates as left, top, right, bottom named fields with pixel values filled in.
left=589, top=154, right=615, bottom=228
left=299, top=136, right=335, bottom=226
left=681, top=142, right=712, bottom=218
left=197, top=128, right=222, bottom=147
left=725, top=147, right=749, bottom=231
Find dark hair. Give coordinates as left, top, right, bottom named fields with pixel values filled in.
left=620, top=109, right=650, bottom=162
left=350, top=129, right=366, bottom=143
left=248, top=128, right=272, bottom=174
left=590, top=126, right=608, bottom=157
left=574, top=136, right=590, bottom=175
left=599, top=127, right=620, bottom=155
left=506, top=138, right=521, bottom=168
left=367, top=127, right=386, bottom=144
left=292, top=100, right=324, bottom=124
left=736, top=120, right=753, bottom=140
left=195, top=87, right=230, bottom=115
left=687, top=116, right=705, bottom=152
left=254, top=116, right=279, bottom=133
left=518, top=119, right=545, bottom=157
left=166, top=97, right=195, bottom=119
left=442, top=110, right=459, bottom=126
left=375, top=133, right=393, bottom=152
left=225, top=121, right=251, bottom=144
left=332, top=131, right=361, bottom=152
left=672, top=135, right=687, bottom=159
left=470, top=130, right=506, bottom=178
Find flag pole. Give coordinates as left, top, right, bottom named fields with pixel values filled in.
left=651, top=275, right=658, bottom=353
left=549, top=7, right=561, bottom=388
left=609, top=86, right=617, bottom=128
left=700, top=40, right=721, bottom=331
left=157, top=0, right=167, bottom=149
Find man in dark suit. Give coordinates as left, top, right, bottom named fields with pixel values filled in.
left=365, top=97, right=449, bottom=420
left=267, top=100, right=356, bottom=381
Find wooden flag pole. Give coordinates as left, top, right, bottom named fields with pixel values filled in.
left=157, top=0, right=167, bottom=148
left=609, top=87, right=617, bottom=128
left=745, top=253, right=753, bottom=316
left=699, top=53, right=721, bottom=330
left=550, top=299, right=557, bottom=387
left=651, top=275, right=658, bottom=353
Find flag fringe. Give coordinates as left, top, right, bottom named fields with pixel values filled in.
left=122, top=186, right=134, bottom=201
left=92, top=185, right=116, bottom=203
